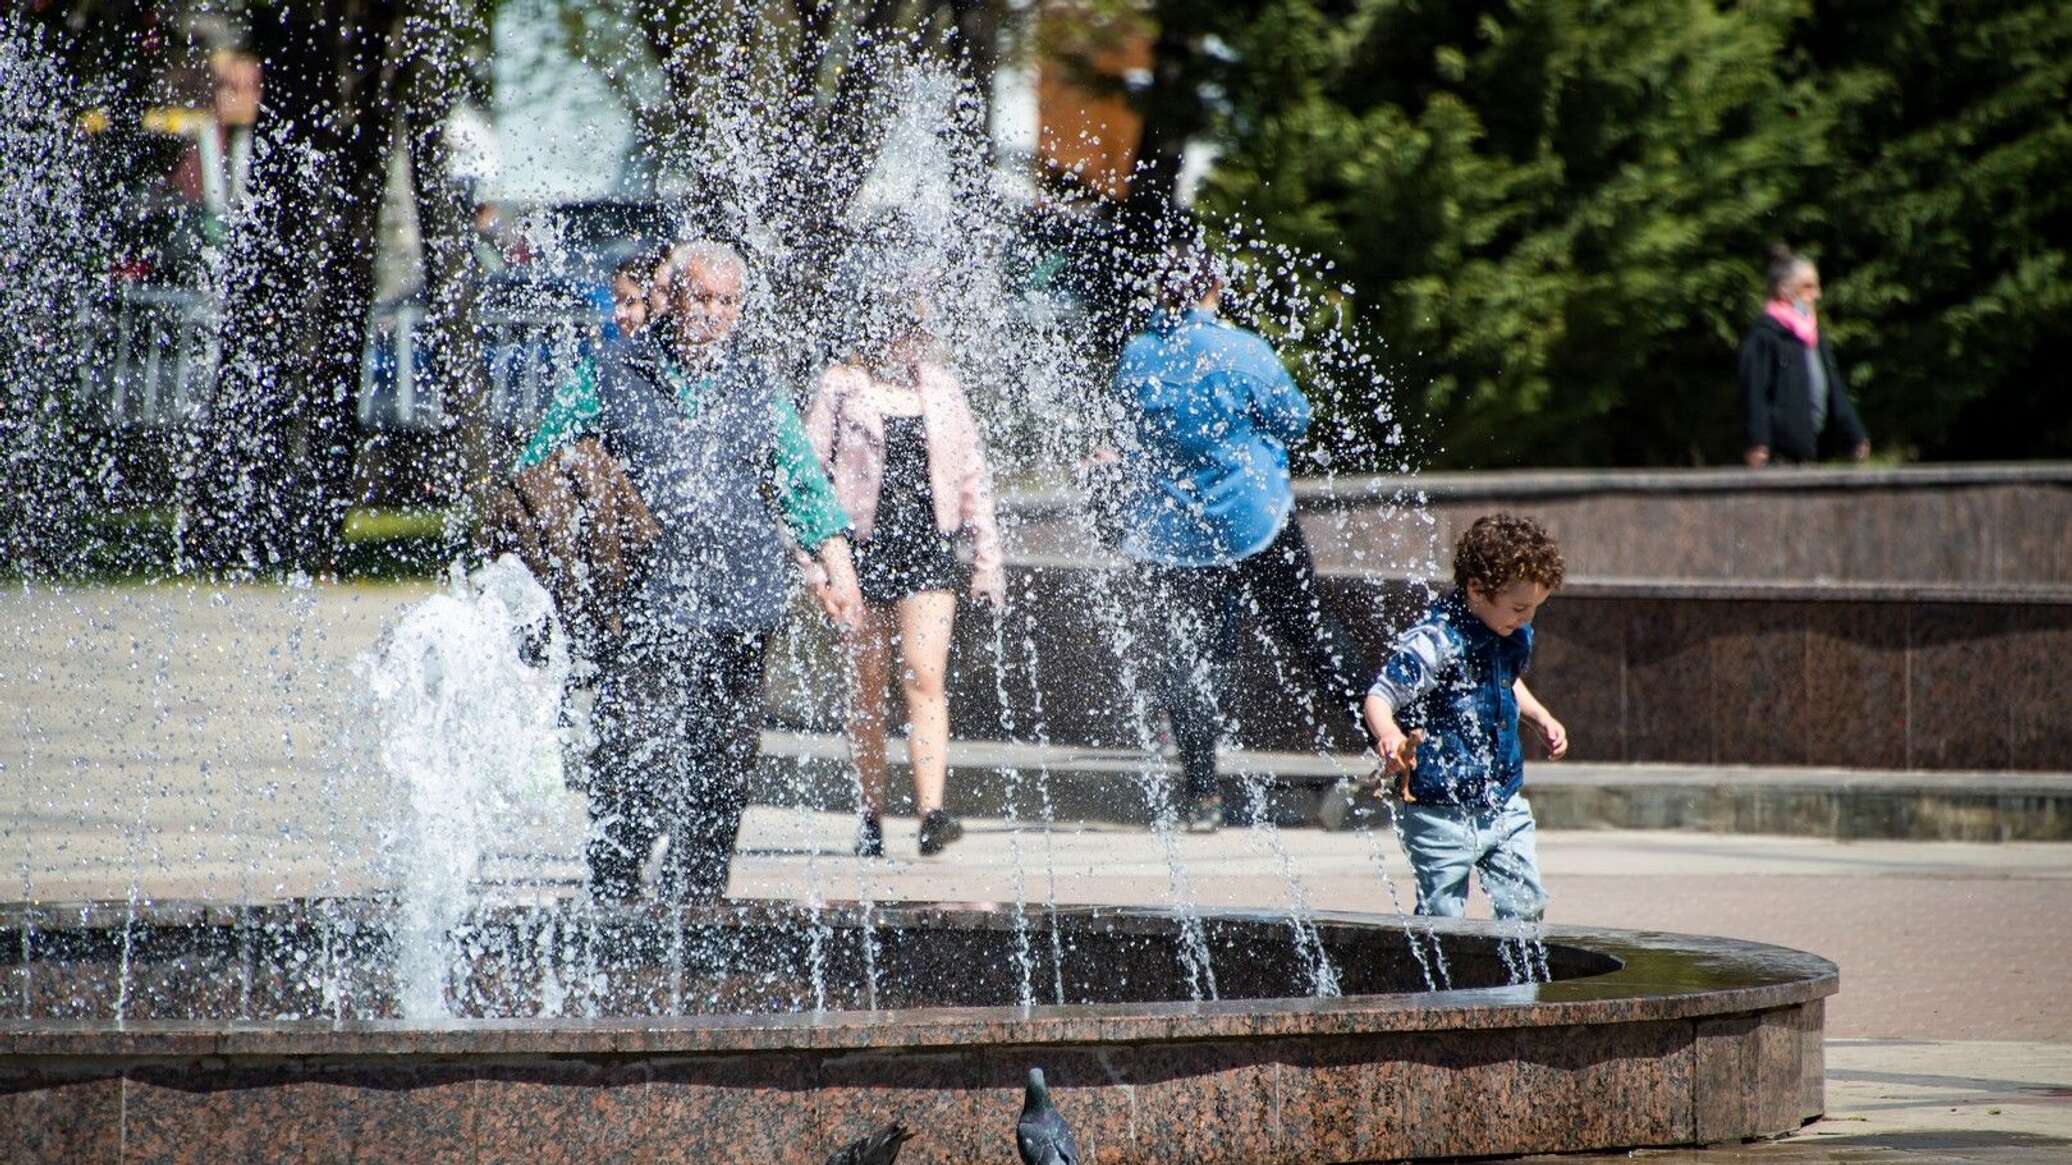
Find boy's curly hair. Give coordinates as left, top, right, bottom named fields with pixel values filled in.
left=1453, top=513, right=1565, bottom=595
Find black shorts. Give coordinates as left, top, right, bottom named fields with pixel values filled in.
left=854, top=522, right=961, bottom=605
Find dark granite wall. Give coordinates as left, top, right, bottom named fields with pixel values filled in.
left=1311, top=473, right=2072, bottom=587
left=765, top=466, right=2071, bottom=773
left=0, top=1000, right=1826, bottom=1164
left=1004, top=464, right=2072, bottom=586
left=1524, top=592, right=2072, bottom=771
left=903, top=566, right=2072, bottom=772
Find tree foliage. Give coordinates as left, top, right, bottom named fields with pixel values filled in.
left=1194, top=0, right=2072, bottom=466
left=1793, top=0, right=2072, bottom=460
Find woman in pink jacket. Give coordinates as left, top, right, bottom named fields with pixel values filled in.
left=805, top=281, right=1005, bottom=858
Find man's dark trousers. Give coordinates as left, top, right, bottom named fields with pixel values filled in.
left=584, top=626, right=770, bottom=901
left=1141, top=519, right=1370, bottom=805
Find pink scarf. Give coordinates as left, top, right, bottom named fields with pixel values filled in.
left=1765, top=298, right=1818, bottom=347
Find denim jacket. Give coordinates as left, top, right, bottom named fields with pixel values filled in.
left=1367, top=592, right=1533, bottom=807
left=1111, top=308, right=1312, bottom=566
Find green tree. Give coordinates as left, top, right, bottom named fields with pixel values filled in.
left=0, top=18, right=104, bottom=575
left=1788, top=0, right=2072, bottom=460
left=1197, top=0, right=2072, bottom=467
left=174, top=1, right=490, bottom=573
left=557, top=1, right=1011, bottom=249
left=1203, top=0, right=1831, bottom=467
left=180, top=0, right=415, bottom=573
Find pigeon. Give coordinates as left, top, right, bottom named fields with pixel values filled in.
left=1016, top=1066, right=1081, bottom=1165
left=825, top=1121, right=914, bottom=1165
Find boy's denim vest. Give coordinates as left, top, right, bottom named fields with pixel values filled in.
left=1369, top=592, right=1534, bottom=808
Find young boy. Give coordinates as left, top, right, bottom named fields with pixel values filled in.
left=1363, top=514, right=1568, bottom=921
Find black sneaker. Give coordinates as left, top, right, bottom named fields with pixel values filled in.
left=917, top=809, right=964, bottom=856
left=1184, top=795, right=1224, bottom=834
left=855, top=814, right=885, bottom=858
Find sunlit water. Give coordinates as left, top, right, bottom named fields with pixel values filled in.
left=358, top=555, right=570, bottom=1017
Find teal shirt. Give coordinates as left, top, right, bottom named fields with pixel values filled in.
left=513, top=355, right=850, bottom=552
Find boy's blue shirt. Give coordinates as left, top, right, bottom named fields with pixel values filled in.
left=1368, top=591, right=1534, bottom=807
left=1111, top=308, right=1312, bottom=566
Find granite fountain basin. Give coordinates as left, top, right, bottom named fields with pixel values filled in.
left=0, top=899, right=1835, bottom=1163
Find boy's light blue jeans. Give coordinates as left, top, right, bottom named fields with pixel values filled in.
left=1396, top=792, right=1547, bottom=921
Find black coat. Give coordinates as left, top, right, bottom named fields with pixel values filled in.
left=1737, top=314, right=1867, bottom=462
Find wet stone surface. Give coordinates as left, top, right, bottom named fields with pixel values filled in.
left=0, top=899, right=1805, bottom=1032
left=0, top=903, right=1834, bottom=1163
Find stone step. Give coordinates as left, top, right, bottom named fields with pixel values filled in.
left=749, top=731, right=2072, bottom=842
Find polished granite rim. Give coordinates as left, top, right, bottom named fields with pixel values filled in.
left=0, top=900, right=1837, bottom=1057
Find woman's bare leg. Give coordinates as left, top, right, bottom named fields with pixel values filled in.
left=896, top=590, right=958, bottom=814
left=847, top=603, right=898, bottom=817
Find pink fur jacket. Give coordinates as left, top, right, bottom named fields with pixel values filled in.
left=803, top=360, right=1005, bottom=602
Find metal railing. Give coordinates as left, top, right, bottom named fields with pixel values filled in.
left=85, top=284, right=599, bottom=432
left=75, top=285, right=219, bottom=427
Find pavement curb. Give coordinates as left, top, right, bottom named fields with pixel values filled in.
left=748, top=732, right=2072, bottom=842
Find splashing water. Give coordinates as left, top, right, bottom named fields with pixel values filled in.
left=0, top=1, right=1534, bottom=1025
left=358, top=555, right=570, bottom=1017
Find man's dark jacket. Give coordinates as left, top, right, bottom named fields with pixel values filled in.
left=1737, top=313, right=1868, bottom=462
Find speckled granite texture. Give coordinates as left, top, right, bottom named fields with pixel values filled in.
left=0, top=1009, right=1822, bottom=1164
left=846, top=465, right=2072, bottom=771
left=919, top=565, right=2072, bottom=772
left=0, top=907, right=1835, bottom=1163
left=1001, top=464, right=2072, bottom=587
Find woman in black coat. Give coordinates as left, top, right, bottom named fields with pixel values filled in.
left=1739, top=245, right=1871, bottom=466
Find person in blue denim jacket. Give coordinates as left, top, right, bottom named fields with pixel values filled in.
left=1107, top=244, right=1371, bottom=832
left=1363, top=515, right=1569, bottom=920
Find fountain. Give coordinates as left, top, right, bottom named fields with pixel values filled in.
left=0, top=10, right=1832, bottom=1162
left=0, top=896, right=1832, bottom=1161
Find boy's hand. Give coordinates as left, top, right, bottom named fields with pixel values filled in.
left=1528, top=712, right=1569, bottom=760
left=1363, top=693, right=1424, bottom=795
left=1362, top=730, right=1422, bottom=801
left=1383, top=730, right=1422, bottom=776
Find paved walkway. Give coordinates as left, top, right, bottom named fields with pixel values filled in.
left=1552, top=1039, right=2072, bottom=1164
left=718, top=808, right=2072, bottom=1045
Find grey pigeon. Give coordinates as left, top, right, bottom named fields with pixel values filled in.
left=1016, top=1067, right=1080, bottom=1165
left=825, top=1120, right=914, bottom=1165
